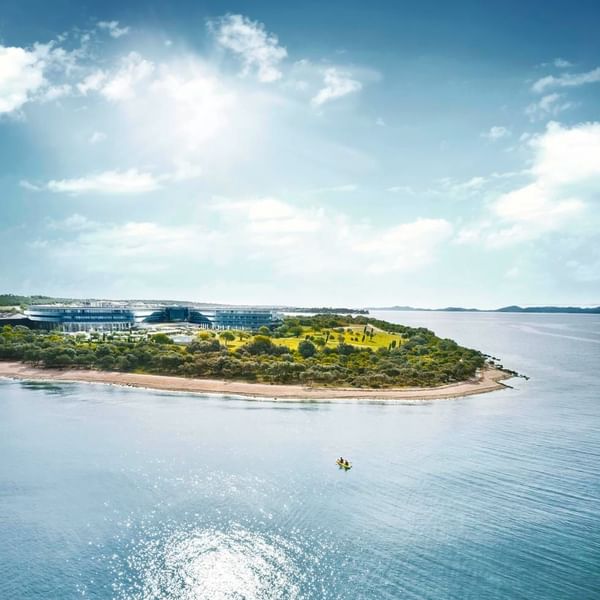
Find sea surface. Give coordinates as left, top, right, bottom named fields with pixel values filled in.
left=1, top=311, right=599, bottom=599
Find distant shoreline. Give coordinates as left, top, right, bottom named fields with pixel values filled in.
left=370, top=306, right=600, bottom=314
left=0, top=362, right=513, bottom=402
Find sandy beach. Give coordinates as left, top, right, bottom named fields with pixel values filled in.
left=0, top=361, right=512, bottom=401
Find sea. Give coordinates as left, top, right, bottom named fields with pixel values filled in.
left=0, top=311, right=599, bottom=599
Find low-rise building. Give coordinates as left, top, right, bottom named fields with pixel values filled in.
left=23, top=304, right=282, bottom=332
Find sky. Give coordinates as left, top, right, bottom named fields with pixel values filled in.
left=1, top=0, right=599, bottom=308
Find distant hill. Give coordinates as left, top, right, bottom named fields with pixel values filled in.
left=495, top=305, right=600, bottom=314
left=372, top=305, right=600, bottom=314
left=0, top=294, right=73, bottom=307
left=283, top=307, right=369, bottom=314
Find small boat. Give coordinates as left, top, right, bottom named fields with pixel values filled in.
left=336, top=459, right=352, bottom=470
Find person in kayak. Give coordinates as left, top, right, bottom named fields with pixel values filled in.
left=338, top=456, right=344, bottom=464
left=344, top=459, right=349, bottom=467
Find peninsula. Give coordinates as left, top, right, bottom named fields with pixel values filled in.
left=0, top=314, right=513, bottom=400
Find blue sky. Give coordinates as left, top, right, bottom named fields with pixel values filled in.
left=1, top=1, right=599, bottom=307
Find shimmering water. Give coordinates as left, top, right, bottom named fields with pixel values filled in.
left=1, top=312, right=599, bottom=599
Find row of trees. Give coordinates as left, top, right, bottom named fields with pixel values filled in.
left=0, top=316, right=486, bottom=388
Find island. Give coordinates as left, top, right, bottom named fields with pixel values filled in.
left=0, top=314, right=513, bottom=401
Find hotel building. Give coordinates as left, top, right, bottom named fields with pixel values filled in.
left=23, top=304, right=283, bottom=332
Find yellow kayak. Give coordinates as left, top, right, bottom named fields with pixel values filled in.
left=336, top=460, right=352, bottom=470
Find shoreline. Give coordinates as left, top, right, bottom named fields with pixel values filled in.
left=0, top=361, right=513, bottom=402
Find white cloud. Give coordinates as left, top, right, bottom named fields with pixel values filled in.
left=148, top=64, right=236, bottom=148
left=45, top=220, right=219, bottom=275
left=46, top=168, right=163, bottom=195
left=530, top=121, right=600, bottom=186
left=213, top=197, right=321, bottom=239
left=311, top=67, right=362, bottom=106
left=460, top=121, right=600, bottom=247
left=170, top=159, right=202, bottom=182
left=35, top=192, right=453, bottom=287
left=97, top=21, right=130, bottom=39
left=212, top=197, right=450, bottom=274
left=482, top=125, right=511, bottom=140
left=31, top=41, right=82, bottom=75
left=19, top=179, right=43, bottom=191
left=532, top=66, right=600, bottom=93
left=77, top=70, right=107, bottom=95
left=41, top=83, right=72, bottom=102
left=525, top=93, right=573, bottom=120
left=487, top=183, right=585, bottom=247
left=211, top=14, right=287, bottom=83
left=432, top=171, right=523, bottom=200
left=100, top=52, right=154, bottom=101
left=355, top=219, right=453, bottom=273
left=0, top=46, right=46, bottom=113
left=48, top=213, right=95, bottom=231
left=89, top=131, right=107, bottom=144
left=553, top=58, right=573, bottom=69
left=455, top=221, right=491, bottom=245
left=0, top=36, right=98, bottom=113
left=450, top=176, right=487, bottom=193
left=40, top=159, right=207, bottom=195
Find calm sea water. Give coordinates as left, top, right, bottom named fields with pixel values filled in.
left=1, top=311, right=599, bottom=599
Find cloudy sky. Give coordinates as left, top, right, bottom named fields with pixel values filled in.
left=1, top=0, right=599, bottom=307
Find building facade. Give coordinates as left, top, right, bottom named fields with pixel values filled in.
left=25, top=306, right=137, bottom=332
left=23, top=304, right=282, bottom=332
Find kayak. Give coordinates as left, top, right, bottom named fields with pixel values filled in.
left=336, top=460, right=352, bottom=470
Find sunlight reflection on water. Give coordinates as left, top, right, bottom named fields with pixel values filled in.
left=111, top=525, right=304, bottom=600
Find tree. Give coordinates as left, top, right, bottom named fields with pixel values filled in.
left=152, top=333, right=173, bottom=345
left=96, top=354, right=115, bottom=370
left=298, top=339, right=316, bottom=358
left=244, top=335, right=275, bottom=355
left=95, top=344, right=116, bottom=358
left=337, top=342, right=355, bottom=356
left=258, top=326, right=271, bottom=336
left=220, top=331, right=235, bottom=346
left=159, top=352, right=184, bottom=372
left=116, top=356, right=133, bottom=371
left=288, top=325, right=303, bottom=337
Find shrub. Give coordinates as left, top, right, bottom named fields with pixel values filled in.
left=298, top=339, right=316, bottom=358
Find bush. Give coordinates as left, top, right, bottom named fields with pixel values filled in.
left=242, top=335, right=288, bottom=356
left=152, top=333, right=173, bottom=345
left=188, top=339, right=222, bottom=353
left=298, top=339, right=316, bottom=358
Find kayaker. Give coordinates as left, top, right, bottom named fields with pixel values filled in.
left=338, top=456, right=344, bottom=464
left=344, top=459, right=349, bottom=467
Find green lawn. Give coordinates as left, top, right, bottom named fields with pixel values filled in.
left=216, top=324, right=404, bottom=353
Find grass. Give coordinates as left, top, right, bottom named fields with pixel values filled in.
left=214, top=324, right=404, bottom=353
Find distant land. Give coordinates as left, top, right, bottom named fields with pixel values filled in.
left=0, top=294, right=598, bottom=315
left=371, top=305, right=600, bottom=314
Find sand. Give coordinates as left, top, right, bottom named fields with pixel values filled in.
left=0, top=361, right=513, bottom=402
